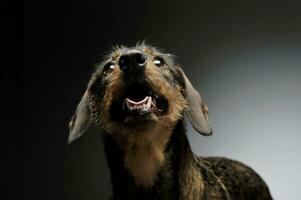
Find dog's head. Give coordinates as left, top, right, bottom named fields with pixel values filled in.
left=68, top=44, right=212, bottom=144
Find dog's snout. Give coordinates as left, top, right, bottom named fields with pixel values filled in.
left=119, top=51, right=147, bottom=73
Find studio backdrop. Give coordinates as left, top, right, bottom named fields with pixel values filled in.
left=2, top=0, right=301, bottom=200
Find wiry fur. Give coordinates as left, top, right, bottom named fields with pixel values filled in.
left=69, top=43, right=272, bottom=199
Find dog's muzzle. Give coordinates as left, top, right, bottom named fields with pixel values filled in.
left=109, top=51, right=168, bottom=124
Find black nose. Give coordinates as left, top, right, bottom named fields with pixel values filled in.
left=118, top=51, right=147, bottom=73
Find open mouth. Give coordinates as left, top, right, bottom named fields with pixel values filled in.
left=123, top=96, right=154, bottom=112
left=110, top=83, right=168, bottom=123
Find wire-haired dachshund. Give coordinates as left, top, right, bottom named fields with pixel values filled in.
left=68, top=43, right=272, bottom=200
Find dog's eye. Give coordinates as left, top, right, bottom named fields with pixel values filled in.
left=103, top=63, right=115, bottom=76
left=153, top=57, right=164, bottom=67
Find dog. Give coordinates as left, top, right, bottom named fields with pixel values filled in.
left=68, top=43, right=272, bottom=200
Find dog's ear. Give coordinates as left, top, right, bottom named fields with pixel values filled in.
left=68, top=90, right=91, bottom=144
left=179, top=68, right=212, bottom=136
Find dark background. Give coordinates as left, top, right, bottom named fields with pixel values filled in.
left=2, top=0, right=301, bottom=200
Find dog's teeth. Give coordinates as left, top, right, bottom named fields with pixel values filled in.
left=125, top=101, right=131, bottom=110
left=125, top=96, right=154, bottom=112
left=152, top=98, right=156, bottom=107
left=146, top=97, right=152, bottom=110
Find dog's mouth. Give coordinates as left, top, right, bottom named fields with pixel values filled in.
left=123, top=96, right=155, bottom=113
left=110, top=83, right=168, bottom=124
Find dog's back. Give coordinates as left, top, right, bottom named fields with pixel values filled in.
left=198, top=157, right=272, bottom=200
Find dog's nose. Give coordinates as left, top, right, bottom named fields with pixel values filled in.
left=118, top=51, right=147, bottom=73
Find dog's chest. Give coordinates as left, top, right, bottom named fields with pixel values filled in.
left=124, top=141, right=165, bottom=187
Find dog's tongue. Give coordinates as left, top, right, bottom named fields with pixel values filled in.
left=125, top=96, right=152, bottom=112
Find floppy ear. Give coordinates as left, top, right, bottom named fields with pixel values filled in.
left=179, top=68, right=212, bottom=136
left=68, top=90, right=92, bottom=144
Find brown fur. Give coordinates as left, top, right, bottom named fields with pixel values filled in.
left=124, top=121, right=173, bottom=186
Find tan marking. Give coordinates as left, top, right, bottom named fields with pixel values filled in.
left=99, top=66, right=124, bottom=126
left=124, top=120, right=174, bottom=187
left=144, top=47, right=154, bottom=55
left=110, top=48, right=122, bottom=61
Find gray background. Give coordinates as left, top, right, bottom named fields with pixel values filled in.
left=3, top=0, right=300, bottom=200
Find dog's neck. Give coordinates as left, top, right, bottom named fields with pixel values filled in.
left=103, top=120, right=204, bottom=200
